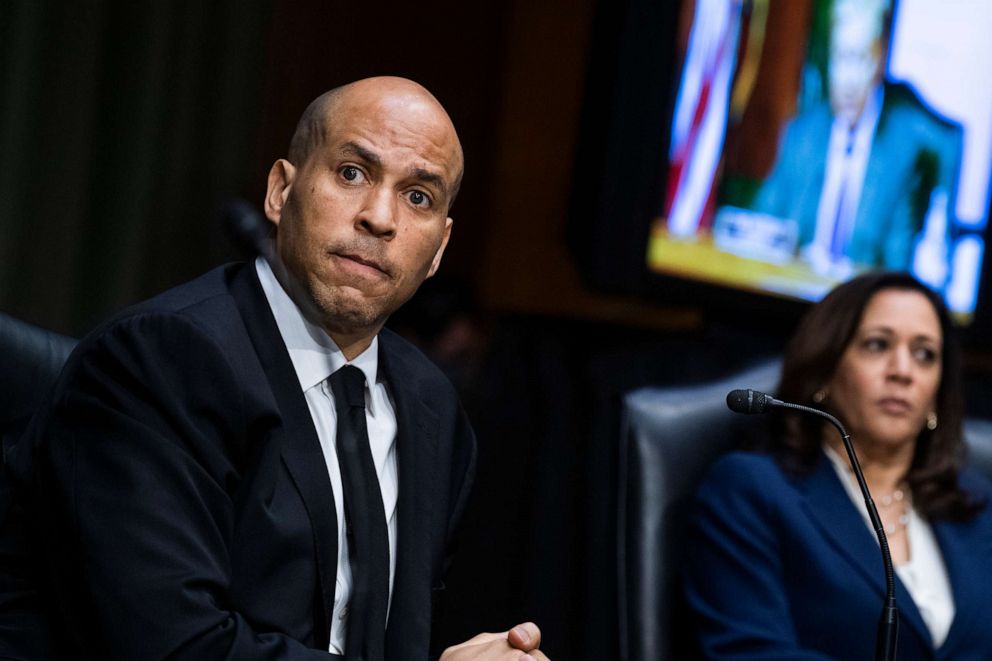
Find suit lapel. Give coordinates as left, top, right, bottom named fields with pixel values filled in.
left=931, top=509, right=992, bottom=654
left=379, top=333, right=439, bottom=656
left=799, top=455, right=932, bottom=649
left=229, top=264, right=337, bottom=649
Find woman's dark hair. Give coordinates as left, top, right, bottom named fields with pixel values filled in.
left=772, top=270, right=984, bottom=520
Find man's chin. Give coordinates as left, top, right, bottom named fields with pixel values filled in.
left=311, top=288, right=391, bottom=337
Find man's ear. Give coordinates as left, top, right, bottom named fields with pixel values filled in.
left=427, top=217, right=454, bottom=278
left=264, top=159, right=297, bottom=226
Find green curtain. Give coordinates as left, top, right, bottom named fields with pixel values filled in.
left=0, top=1, right=271, bottom=336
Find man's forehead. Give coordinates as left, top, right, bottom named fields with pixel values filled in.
left=322, top=99, right=462, bottom=180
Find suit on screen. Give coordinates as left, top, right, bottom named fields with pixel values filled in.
left=752, top=82, right=963, bottom=271
left=684, top=451, right=992, bottom=660
left=18, top=262, right=476, bottom=660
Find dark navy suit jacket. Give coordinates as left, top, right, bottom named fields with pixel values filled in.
left=685, top=451, right=992, bottom=660
left=16, top=262, right=476, bottom=660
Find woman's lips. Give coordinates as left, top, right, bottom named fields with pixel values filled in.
left=877, top=397, right=912, bottom=415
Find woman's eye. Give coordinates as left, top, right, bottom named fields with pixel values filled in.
left=341, top=166, right=364, bottom=183
left=913, top=346, right=939, bottom=364
left=408, top=190, right=431, bottom=208
left=863, top=337, right=888, bottom=352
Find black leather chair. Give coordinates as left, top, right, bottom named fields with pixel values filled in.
left=617, top=359, right=992, bottom=661
left=0, top=311, right=77, bottom=452
left=0, top=312, right=76, bottom=660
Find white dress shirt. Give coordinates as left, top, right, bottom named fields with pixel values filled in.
left=256, top=258, right=399, bottom=655
left=826, top=446, right=955, bottom=647
left=806, top=86, right=884, bottom=276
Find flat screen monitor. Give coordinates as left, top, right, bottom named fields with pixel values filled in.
left=646, top=0, right=991, bottom=323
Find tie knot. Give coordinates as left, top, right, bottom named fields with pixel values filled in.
left=329, top=364, right=366, bottom=408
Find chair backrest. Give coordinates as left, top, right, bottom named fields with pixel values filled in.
left=0, top=311, right=77, bottom=445
left=617, top=358, right=780, bottom=661
left=617, top=358, right=992, bottom=661
left=0, top=313, right=77, bottom=658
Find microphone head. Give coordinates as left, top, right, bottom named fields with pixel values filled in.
left=220, top=198, right=270, bottom=258
left=726, top=388, right=772, bottom=414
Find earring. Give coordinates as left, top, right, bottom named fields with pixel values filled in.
left=812, top=389, right=827, bottom=404
left=926, top=412, right=938, bottom=431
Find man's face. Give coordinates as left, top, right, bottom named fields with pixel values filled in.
left=828, top=13, right=884, bottom=126
left=265, top=83, right=461, bottom=343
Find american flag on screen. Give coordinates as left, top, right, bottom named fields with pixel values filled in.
left=664, top=0, right=744, bottom=237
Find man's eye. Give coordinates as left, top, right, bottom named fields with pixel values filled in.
left=341, top=166, right=364, bottom=182
left=408, top=190, right=431, bottom=208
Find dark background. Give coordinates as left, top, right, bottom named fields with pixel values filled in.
left=2, top=2, right=989, bottom=659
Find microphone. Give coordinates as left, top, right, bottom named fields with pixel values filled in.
left=725, top=388, right=781, bottom=414
left=726, top=389, right=899, bottom=661
left=220, top=198, right=276, bottom=262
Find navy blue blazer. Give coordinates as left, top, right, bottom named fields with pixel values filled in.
left=685, top=451, right=992, bottom=660
left=16, top=263, right=476, bottom=660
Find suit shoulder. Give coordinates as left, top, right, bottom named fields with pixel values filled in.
left=884, top=81, right=961, bottom=133
left=698, top=451, right=790, bottom=500
left=690, top=452, right=799, bottom=537
left=959, top=466, right=992, bottom=500
left=706, top=451, right=782, bottom=479
left=85, top=264, right=245, bottom=343
left=126, top=263, right=243, bottom=318
left=63, top=264, right=252, bottom=383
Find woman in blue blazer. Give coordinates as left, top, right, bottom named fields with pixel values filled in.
left=685, top=271, right=992, bottom=660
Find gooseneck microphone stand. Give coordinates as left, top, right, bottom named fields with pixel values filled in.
left=726, top=389, right=898, bottom=661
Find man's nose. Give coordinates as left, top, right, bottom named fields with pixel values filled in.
left=356, top=188, right=397, bottom=238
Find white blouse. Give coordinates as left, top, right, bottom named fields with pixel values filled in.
left=825, top=446, right=955, bottom=648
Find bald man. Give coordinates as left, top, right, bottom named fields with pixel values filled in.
left=23, top=78, right=547, bottom=660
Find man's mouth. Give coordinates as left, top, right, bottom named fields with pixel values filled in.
left=332, top=252, right=391, bottom=279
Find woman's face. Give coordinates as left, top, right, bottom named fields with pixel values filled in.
left=826, top=288, right=942, bottom=452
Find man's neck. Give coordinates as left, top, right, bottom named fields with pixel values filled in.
left=327, top=329, right=378, bottom=362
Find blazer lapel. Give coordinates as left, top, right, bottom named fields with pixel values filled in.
left=379, top=335, right=439, bottom=656
left=798, top=454, right=932, bottom=649
left=229, top=263, right=338, bottom=649
left=931, top=510, right=992, bottom=655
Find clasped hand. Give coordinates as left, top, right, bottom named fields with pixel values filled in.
left=440, top=622, right=549, bottom=660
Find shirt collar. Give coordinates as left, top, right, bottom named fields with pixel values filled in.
left=832, top=83, right=885, bottom=140
left=255, top=257, right=380, bottom=412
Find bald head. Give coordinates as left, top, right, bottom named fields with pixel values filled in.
left=287, top=77, right=464, bottom=210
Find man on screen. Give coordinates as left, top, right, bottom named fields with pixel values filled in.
left=752, top=0, right=962, bottom=280
left=16, top=76, right=548, bottom=660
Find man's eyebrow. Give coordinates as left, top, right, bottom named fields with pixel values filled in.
left=340, top=141, right=382, bottom=167
left=410, top=167, right=448, bottom=197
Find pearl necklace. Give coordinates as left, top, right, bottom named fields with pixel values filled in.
left=877, top=487, right=910, bottom=535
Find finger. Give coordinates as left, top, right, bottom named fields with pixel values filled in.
left=519, top=652, right=551, bottom=661
left=442, top=630, right=509, bottom=654
left=507, top=622, right=541, bottom=650
left=466, top=632, right=510, bottom=646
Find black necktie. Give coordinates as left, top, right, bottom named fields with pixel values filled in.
left=329, top=365, right=390, bottom=660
